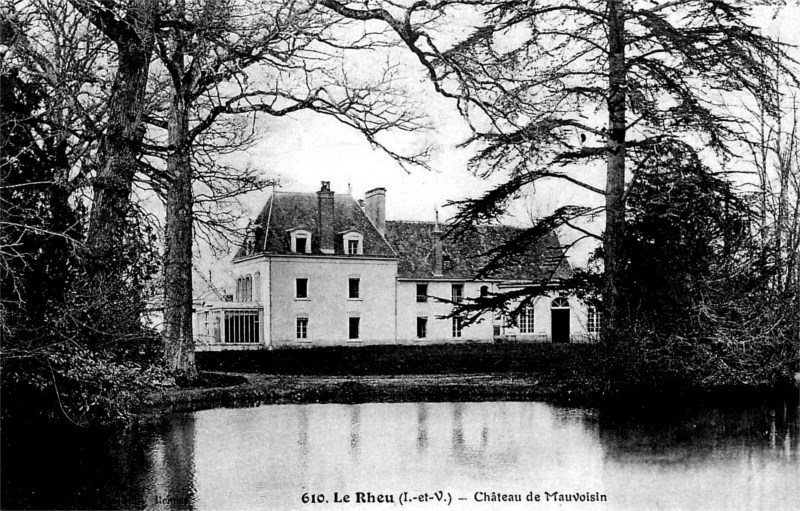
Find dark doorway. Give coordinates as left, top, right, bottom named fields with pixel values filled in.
left=551, top=309, right=570, bottom=343
left=551, top=297, right=571, bottom=343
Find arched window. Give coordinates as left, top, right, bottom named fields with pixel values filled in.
left=253, top=272, right=261, bottom=300
left=244, top=275, right=252, bottom=301
left=551, top=297, right=569, bottom=308
left=236, top=277, right=243, bottom=302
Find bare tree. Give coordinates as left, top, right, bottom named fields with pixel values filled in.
left=738, top=43, right=800, bottom=296
left=133, top=0, right=430, bottom=376
left=8, top=0, right=429, bottom=375
left=63, top=0, right=157, bottom=269
left=2, top=0, right=110, bottom=329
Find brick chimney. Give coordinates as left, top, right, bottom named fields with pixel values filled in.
left=433, top=209, right=443, bottom=276
left=365, top=187, right=386, bottom=236
left=317, top=181, right=335, bottom=254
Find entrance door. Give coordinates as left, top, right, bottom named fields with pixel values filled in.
left=550, top=297, right=570, bottom=343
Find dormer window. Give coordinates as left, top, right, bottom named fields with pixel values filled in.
left=340, top=230, right=364, bottom=255
left=288, top=229, right=312, bottom=254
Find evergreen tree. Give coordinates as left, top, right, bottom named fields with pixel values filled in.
left=319, top=0, right=795, bottom=338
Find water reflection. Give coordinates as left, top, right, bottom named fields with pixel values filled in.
left=3, top=401, right=798, bottom=510
left=349, top=405, right=361, bottom=459
left=148, top=414, right=196, bottom=509
left=296, top=405, right=309, bottom=475
left=416, top=403, right=428, bottom=451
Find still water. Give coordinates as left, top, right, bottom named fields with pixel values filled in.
left=3, top=400, right=798, bottom=510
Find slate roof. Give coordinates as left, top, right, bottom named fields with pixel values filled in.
left=235, top=190, right=572, bottom=283
left=384, top=221, right=572, bottom=281
left=234, top=192, right=396, bottom=259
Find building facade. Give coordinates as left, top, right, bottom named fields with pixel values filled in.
left=194, top=182, right=599, bottom=350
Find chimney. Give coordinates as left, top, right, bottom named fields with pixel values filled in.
left=433, top=209, right=443, bottom=276
left=317, top=181, right=335, bottom=254
left=364, top=187, right=386, bottom=236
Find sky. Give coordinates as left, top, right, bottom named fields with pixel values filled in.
left=195, top=1, right=800, bottom=294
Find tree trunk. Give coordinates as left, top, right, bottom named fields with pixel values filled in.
left=163, top=91, right=197, bottom=378
left=85, top=0, right=156, bottom=266
left=602, top=0, right=627, bottom=340
left=162, top=0, right=198, bottom=378
left=776, top=144, right=791, bottom=293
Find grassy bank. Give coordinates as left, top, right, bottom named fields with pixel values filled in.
left=142, top=372, right=597, bottom=415
left=141, top=343, right=797, bottom=416
left=142, top=343, right=603, bottom=414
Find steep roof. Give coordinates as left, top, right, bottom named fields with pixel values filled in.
left=384, top=221, right=572, bottom=281
left=235, top=191, right=396, bottom=259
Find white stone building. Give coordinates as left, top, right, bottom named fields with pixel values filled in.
left=194, top=182, right=600, bottom=350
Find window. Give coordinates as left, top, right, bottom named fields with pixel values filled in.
left=480, top=285, right=489, bottom=297
left=452, top=317, right=463, bottom=338
left=416, top=283, right=428, bottom=302
left=519, top=304, right=535, bottom=334
left=552, top=297, right=569, bottom=308
left=297, top=317, right=308, bottom=339
left=244, top=275, right=252, bottom=302
left=417, top=317, right=427, bottom=338
left=451, top=284, right=463, bottom=303
left=349, top=278, right=360, bottom=299
left=289, top=229, right=312, bottom=253
left=342, top=232, right=364, bottom=255
left=443, top=253, right=452, bottom=268
left=223, top=310, right=260, bottom=343
left=253, top=272, right=260, bottom=299
left=296, top=278, right=308, bottom=299
left=588, top=307, right=601, bottom=334
left=235, top=275, right=253, bottom=302
left=349, top=317, right=360, bottom=339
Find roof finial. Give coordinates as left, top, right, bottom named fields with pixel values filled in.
left=347, top=176, right=352, bottom=195
left=434, top=208, right=441, bottom=232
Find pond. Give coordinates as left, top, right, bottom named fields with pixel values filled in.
left=3, top=400, right=798, bottom=510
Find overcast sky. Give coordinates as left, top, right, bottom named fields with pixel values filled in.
left=196, top=2, right=800, bottom=291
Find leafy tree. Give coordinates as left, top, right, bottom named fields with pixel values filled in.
left=1, top=71, right=163, bottom=426
left=573, top=140, right=798, bottom=391
left=0, top=70, right=81, bottom=339
left=619, top=141, right=747, bottom=332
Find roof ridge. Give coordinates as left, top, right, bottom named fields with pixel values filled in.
left=273, top=190, right=353, bottom=197
left=387, top=219, right=531, bottom=231
left=386, top=219, right=436, bottom=225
